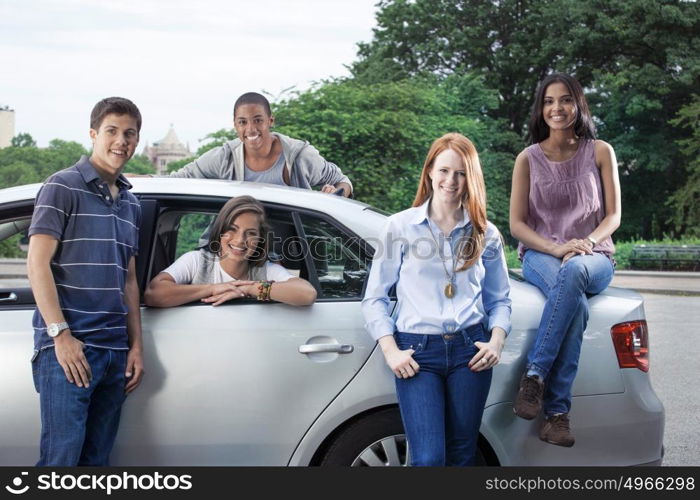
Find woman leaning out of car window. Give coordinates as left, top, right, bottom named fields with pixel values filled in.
left=510, top=73, right=621, bottom=447
left=144, top=196, right=317, bottom=307
left=361, top=133, right=511, bottom=466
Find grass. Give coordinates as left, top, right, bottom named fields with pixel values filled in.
left=504, top=245, right=521, bottom=269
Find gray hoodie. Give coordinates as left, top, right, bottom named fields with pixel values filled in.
left=168, top=132, right=352, bottom=192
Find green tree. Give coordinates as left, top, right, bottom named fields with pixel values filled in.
left=273, top=74, right=519, bottom=230
left=0, top=140, right=88, bottom=188
left=166, top=157, right=195, bottom=173
left=123, top=154, right=156, bottom=175
left=353, top=0, right=582, bottom=133
left=11, top=133, right=37, bottom=148
left=195, top=129, right=237, bottom=156
left=667, top=95, right=700, bottom=237
left=353, top=0, right=700, bottom=238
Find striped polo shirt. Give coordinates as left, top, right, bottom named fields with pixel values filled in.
left=29, top=156, right=141, bottom=351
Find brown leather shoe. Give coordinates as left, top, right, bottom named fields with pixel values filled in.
left=513, top=374, right=544, bottom=419
left=540, top=414, right=575, bottom=447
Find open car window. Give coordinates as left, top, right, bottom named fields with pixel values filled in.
left=147, top=198, right=372, bottom=303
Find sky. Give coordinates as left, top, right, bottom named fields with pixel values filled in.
left=0, top=0, right=379, bottom=152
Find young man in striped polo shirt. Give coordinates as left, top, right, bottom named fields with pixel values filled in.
left=27, top=97, right=145, bottom=466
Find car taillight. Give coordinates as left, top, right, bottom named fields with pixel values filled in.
left=611, top=320, right=649, bottom=372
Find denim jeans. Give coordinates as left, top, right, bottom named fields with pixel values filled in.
left=32, top=346, right=127, bottom=466
left=522, top=250, right=614, bottom=416
left=394, top=324, right=492, bottom=466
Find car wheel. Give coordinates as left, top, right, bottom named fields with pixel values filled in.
left=320, top=408, right=488, bottom=466
left=321, top=408, right=408, bottom=466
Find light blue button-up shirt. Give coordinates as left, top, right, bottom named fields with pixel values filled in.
left=362, top=200, right=512, bottom=342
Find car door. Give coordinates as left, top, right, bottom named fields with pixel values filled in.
left=112, top=196, right=376, bottom=465
left=0, top=200, right=44, bottom=465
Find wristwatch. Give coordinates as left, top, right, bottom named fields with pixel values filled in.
left=46, top=322, right=69, bottom=338
left=586, top=236, right=597, bottom=247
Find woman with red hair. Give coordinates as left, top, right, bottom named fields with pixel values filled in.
left=362, top=133, right=511, bottom=466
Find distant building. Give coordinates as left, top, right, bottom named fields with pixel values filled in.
left=0, top=107, right=15, bottom=148
left=143, top=125, right=191, bottom=175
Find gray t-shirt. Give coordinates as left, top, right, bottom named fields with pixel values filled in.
left=243, top=153, right=286, bottom=185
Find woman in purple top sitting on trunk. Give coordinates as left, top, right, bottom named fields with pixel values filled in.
left=509, top=73, right=621, bottom=447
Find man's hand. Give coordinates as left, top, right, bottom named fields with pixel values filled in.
left=125, top=348, right=144, bottom=394
left=54, top=332, right=92, bottom=387
left=320, top=184, right=339, bottom=194
left=320, top=182, right=352, bottom=197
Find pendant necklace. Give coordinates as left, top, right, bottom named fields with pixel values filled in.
left=427, top=221, right=462, bottom=298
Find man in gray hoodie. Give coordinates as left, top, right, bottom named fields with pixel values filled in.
left=168, top=92, right=353, bottom=197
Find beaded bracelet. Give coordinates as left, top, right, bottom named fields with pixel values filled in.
left=256, top=280, right=275, bottom=301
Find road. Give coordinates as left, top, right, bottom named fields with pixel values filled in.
left=641, top=292, right=700, bottom=466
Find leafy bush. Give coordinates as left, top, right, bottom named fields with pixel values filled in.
left=505, top=238, right=700, bottom=270
left=614, top=238, right=700, bottom=270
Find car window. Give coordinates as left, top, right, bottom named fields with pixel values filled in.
left=298, top=214, right=370, bottom=300
left=175, top=212, right=216, bottom=258
left=150, top=204, right=304, bottom=298
left=0, top=218, right=30, bottom=289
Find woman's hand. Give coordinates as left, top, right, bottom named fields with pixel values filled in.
left=469, top=327, right=506, bottom=372
left=385, top=347, right=421, bottom=379
left=378, top=336, right=420, bottom=379
left=551, top=239, right=593, bottom=259
left=561, top=251, right=578, bottom=265
left=202, top=280, right=257, bottom=306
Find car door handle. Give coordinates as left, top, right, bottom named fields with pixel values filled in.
left=299, top=344, right=354, bottom=354
left=0, top=292, right=17, bottom=303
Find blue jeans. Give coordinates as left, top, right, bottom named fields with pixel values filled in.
left=32, top=346, right=127, bottom=466
left=394, top=324, right=492, bottom=466
left=522, top=250, right=614, bottom=416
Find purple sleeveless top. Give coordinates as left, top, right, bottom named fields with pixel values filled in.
left=518, top=139, right=614, bottom=259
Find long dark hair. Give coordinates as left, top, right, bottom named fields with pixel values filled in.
left=205, top=195, right=270, bottom=268
left=527, top=73, right=596, bottom=144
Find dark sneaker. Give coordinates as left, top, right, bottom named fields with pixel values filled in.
left=540, top=414, right=575, bottom=447
left=513, top=374, right=544, bottom=420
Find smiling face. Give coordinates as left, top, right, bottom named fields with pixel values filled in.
left=233, top=103, right=275, bottom=152
left=429, top=148, right=467, bottom=205
left=89, top=113, right=139, bottom=181
left=542, top=81, right=577, bottom=132
left=219, top=211, right=263, bottom=263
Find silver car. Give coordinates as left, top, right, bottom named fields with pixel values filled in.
left=0, top=178, right=664, bottom=466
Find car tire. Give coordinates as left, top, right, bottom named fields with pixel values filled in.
left=320, top=408, right=407, bottom=466
left=320, top=407, right=487, bottom=466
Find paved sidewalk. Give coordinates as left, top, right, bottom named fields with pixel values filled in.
left=610, top=270, right=700, bottom=295
left=510, top=269, right=700, bottom=296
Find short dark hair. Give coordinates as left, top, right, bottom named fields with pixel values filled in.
left=90, top=97, right=142, bottom=132
left=205, top=195, right=270, bottom=268
left=233, top=92, right=272, bottom=117
left=527, top=73, right=596, bottom=144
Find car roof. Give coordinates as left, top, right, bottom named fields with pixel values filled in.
left=0, top=178, right=387, bottom=235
